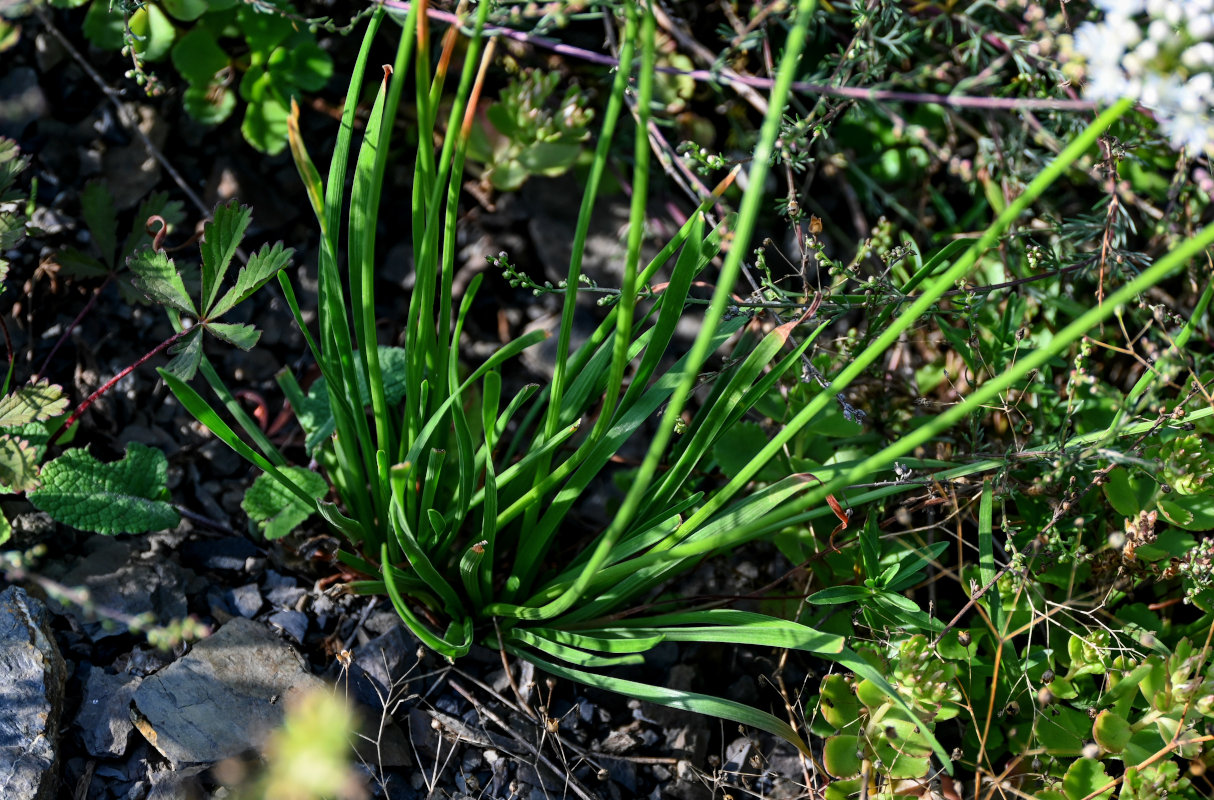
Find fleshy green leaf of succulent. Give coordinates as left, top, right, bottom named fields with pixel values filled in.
left=28, top=442, right=179, bottom=534
left=209, top=241, right=294, bottom=318
left=1158, top=434, right=1214, bottom=496
left=1092, top=709, right=1132, bottom=753
left=129, top=249, right=197, bottom=316
left=822, top=735, right=861, bottom=778
left=199, top=201, right=252, bottom=314
left=0, top=434, right=40, bottom=493
left=242, top=466, right=327, bottom=540
left=1120, top=762, right=1190, bottom=800
left=80, top=181, right=118, bottom=269
left=819, top=674, right=862, bottom=732
left=0, top=380, right=69, bottom=427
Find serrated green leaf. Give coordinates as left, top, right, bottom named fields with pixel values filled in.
left=29, top=442, right=179, bottom=534
left=206, top=321, right=260, bottom=350
left=1062, top=758, right=1115, bottom=800
left=208, top=241, right=293, bottom=318
left=164, top=328, right=204, bottom=381
left=128, top=249, right=197, bottom=315
left=80, top=182, right=117, bottom=269
left=54, top=247, right=109, bottom=278
left=0, top=434, right=40, bottom=492
left=0, top=380, right=68, bottom=427
left=199, top=201, right=251, bottom=314
left=242, top=465, right=327, bottom=540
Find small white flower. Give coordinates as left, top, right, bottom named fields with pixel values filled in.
left=1182, top=41, right=1214, bottom=70
left=1097, top=0, right=1146, bottom=14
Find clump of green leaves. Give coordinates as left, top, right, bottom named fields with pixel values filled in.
left=0, top=139, right=182, bottom=539
left=467, top=67, right=594, bottom=191
left=52, top=0, right=333, bottom=153
left=817, top=636, right=961, bottom=798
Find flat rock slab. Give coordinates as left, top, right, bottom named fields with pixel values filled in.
left=130, top=617, right=325, bottom=768
left=0, top=586, right=68, bottom=800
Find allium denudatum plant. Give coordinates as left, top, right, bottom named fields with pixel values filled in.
left=145, top=0, right=1214, bottom=775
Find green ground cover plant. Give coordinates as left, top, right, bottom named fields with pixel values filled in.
left=7, top=0, right=1214, bottom=796
left=48, top=0, right=339, bottom=153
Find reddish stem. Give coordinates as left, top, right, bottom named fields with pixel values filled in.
left=48, top=328, right=188, bottom=447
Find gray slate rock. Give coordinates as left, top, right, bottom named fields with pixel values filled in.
left=74, top=666, right=141, bottom=757
left=130, top=617, right=326, bottom=767
left=0, top=586, right=68, bottom=800
left=47, top=536, right=191, bottom=641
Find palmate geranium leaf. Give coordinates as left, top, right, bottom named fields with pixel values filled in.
left=241, top=465, right=327, bottom=540
left=206, top=322, right=260, bottom=350
left=208, top=241, right=293, bottom=318
left=0, top=434, right=40, bottom=493
left=199, top=200, right=251, bottom=315
left=29, top=442, right=179, bottom=534
left=0, top=380, right=69, bottom=427
left=80, top=181, right=118, bottom=269
left=128, top=249, right=196, bottom=315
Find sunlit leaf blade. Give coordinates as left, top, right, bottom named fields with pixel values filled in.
left=0, top=434, right=40, bottom=492
left=510, top=629, right=645, bottom=668
left=206, top=321, right=261, bottom=351
left=80, top=181, right=117, bottom=269
left=164, top=328, right=205, bottom=381
left=242, top=466, right=327, bottom=540
left=128, top=249, right=196, bottom=315
left=199, top=200, right=252, bottom=314
left=29, top=442, right=179, bottom=534
left=209, top=241, right=294, bottom=318
left=510, top=646, right=813, bottom=757
left=0, top=380, right=69, bottom=426
left=287, top=98, right=326, bottom=229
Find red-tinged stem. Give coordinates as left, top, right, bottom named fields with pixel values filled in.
left=49, top=328, right=188, bottom=447
left=35, top=275, right=114, bottom=382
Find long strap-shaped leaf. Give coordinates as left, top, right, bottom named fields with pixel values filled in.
left=508, top=644, right=813, bottom=757
left=495, top=0, right=818, bottom=623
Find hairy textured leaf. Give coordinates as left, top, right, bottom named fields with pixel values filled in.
left=0, top=434, right=40, bottom=492
left=128, top=249, right=196, bottom=315
left=80, top=182, right=117, bottom=268
left=208, top=241, right=293, bottom=318
left=29, top=442, right=179, bottom=534
left=199, top=201, right=251, bottom=314
left=295, top=346, right=409, bottom=455
left=0, top=380, right=69, bottom=427
left=206, top=322, right=260, bottom=350
left=242, top=466, right=327, bottom=540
